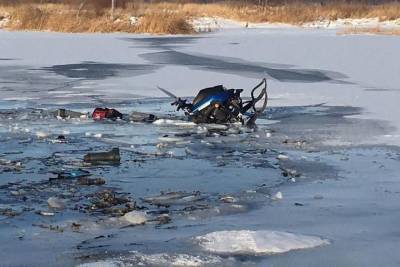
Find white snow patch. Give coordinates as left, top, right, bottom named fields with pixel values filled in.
left=303, top=17, right=400, bottom=29
left=0, top=16, right=10, bottom=28
left=195, top=230, right=329, bottom=255
left=129, top=16, right=139, bottom=25
left=190, top=16, right=400, bottom=32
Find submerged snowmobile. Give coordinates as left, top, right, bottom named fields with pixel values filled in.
left=159, top=78, right=268, bottom=125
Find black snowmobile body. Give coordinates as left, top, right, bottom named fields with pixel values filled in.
left=159, top=78, right=268, bottom=125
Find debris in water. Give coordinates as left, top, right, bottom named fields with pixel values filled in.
left=52, top=169, right=91, bottom=180
left=53, top=108, right=88, bottom=119
left=78, top=177, right=106, bottom=186
left=130, top=111, right=157, bottom=122
left=158, top=78, right=267, bottom=125
left=0, top=207, right=20, bottom=217
left=84, top=148, right=121, bottom=164
left=92, top=108, right=123, bottom=121
left=86, top=189, right=134, bottom=215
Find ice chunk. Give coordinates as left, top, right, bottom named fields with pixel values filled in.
left=195, top=230, right=329, bottom=255
left=121, top=211, right=148, bottom=225
left=277, top=154, right=289, bottom=160
left=36, top=131, right=48, bottom=138
left=273, top=191, right=283, bottom=200
left=47, top=197, right=65, bottom=209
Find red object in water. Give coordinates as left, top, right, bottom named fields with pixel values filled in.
left=92, top=108, right=123, bottom=120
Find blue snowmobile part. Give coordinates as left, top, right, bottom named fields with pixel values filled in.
left=192, top=91, right=231, bottom=112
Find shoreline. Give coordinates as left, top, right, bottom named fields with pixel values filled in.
left=1, top=16, right=400, bottom=35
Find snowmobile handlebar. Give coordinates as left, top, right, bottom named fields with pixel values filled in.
left=172, top=98, right=193, bottom=112
left=251, top=78, right=268, bottom=114
left=243, top=78, right=268, bottom=126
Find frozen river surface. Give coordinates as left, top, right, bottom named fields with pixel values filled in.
left=0, top=29, right=400, bottom=266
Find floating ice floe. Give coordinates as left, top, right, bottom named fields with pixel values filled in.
left=195, top=230, right=329, bottom=255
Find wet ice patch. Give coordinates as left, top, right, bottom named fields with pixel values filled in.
left=195, top=230, right=329, bottom=255
left=129, top=251, right=223, bottom=266
left=153, top=119, right=196, bottom=127
left=78, top=252, right=225, bottom=267
left=77, top=261, right=124, bottom=267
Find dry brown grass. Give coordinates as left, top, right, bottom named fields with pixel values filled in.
left=338, top=27, right=400, bottom=36
left=1, top=2, right=400, bottom=34
left=135, top=12, right=193, bottom=34
left=5, top=4, right=135, bottom=32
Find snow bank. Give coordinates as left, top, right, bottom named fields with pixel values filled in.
left=195, top=230, right=329, bottom=255
left=190, top=16, right=400, bottom=32
left=303, top=17, right=400, bottom=29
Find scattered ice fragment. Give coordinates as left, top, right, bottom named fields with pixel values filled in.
left=121, top=211, right=148, bottom=225
left=277, top=154, right=289, bottom=160
left=273, top=191, right=283, bottom=200
left=153, top=119, right=196, bottom=127
left=10, top=190, right=20, bottom=196
left=36, top=131, right=48, bottom=138
left=220, top=196, right=238, bottom=203
left=94, top=133, right=102, bottom=138
left=47, top=197, right=65, bottom=209
left=38, top=211, right=55, bottom=216
left=85, top=132, right=92, bottom=137
left=195, top=230, right=329, bottom=255
left=266, top=132, right=272, bottom=138
left=314, top=194, right=324, bottom=200
left=158, top=136, right=183, bottom=142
